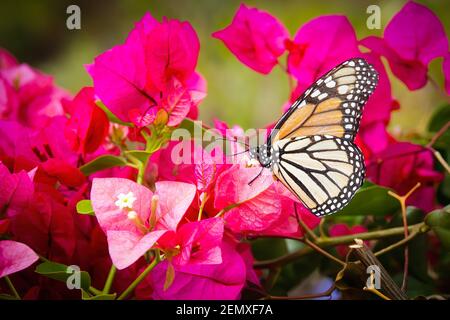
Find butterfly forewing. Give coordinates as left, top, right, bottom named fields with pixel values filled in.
left=271, top=58, right=378, bottom=143
left=272, top=135, right=365, bottom=216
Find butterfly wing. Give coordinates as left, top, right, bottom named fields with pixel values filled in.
left=272, top=135, right=364, bottom=216
left=270, top=58, right=378, bottom=144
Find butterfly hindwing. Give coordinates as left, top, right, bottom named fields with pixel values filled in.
left=271, top=58, right=378, bottom=143
left=272, top=135, right=365, bottom=216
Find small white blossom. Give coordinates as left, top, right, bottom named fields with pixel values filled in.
left=115, top=191, right=137, bottom=210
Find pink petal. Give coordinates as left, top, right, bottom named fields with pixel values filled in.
left=91, top=178, right=153, bottom=235
left=0, top=240, right=38, bottom=278
left=360, top=52, right=399, bottom=127
left=0, top=48, right=18, bottom=69
left=106, top=230, right=167, bottom=270
left=213, top=4, right=289, bottom=74
left=146, top=19, right=200, bottom=90
left=362, top=2, right=448, bottom=90
left=87, top=41, right=153, bottom=123
left=163, top=78, right=193, bottom=127
left=175, top=218, right=224, bottom=266
left=224, top=185, right=282, bottom=233
left=384, top=1, right=448, bottom=64
left=366, top=142, right=443, bottom=212
left=361, top=36, right=428, bottom=90
left=287, top=15, right=359, bottom=87
left=151, top=243, right=246, bottom=300
left=214, top=165, right=274, bottom=208
left=154, top=181, right=196, bottom=231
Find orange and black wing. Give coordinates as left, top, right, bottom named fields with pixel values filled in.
left=270, top=58, right=378, bottom=144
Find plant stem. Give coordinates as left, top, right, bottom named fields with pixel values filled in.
left=374, top=224, right=429, bottom=257
left=433, top=150, right=450, bottom=174
left=304, top=238, right=345, bottom=266
left=295, top=204, right=318, bottom=240
left=102, top=265, right=117, bottom=294
left=266, top=284, right=336, bottom=300
left=197, top=193, right=210, bottom=221
left=4, top=276, right=20, bottom=299
left=254, top=222, right=428, bottom=269
left=89, top=286, right=103, bottom=296
left=426, top=120, right=450, bottom=148
left=117, top=257, right=161, bottom=300
left=136, top=163, right=145, bottom=185
left=388, top=183, right=421, bottom=292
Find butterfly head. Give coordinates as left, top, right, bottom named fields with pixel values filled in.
left=248, top=143, right=274, bottom=168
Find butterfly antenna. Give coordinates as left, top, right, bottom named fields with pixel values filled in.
left=248, top=167, right=264, bottom=186
left=226, top=149, right=250, bottom=157
left=214, top=137, right=249, bottom=147
left=213, top=137, right=251, bottom=157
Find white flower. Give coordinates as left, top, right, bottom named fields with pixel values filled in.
left=115, top=191, right=137, bottom=210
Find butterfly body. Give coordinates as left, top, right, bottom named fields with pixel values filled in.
left=249, top=58, right=378, bottom=217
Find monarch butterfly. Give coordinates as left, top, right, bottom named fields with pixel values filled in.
left=248, top=58, right=379, bottom=217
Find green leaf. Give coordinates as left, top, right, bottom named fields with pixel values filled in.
left=81, top=290, right=117, bottom=300
left=425, top=205, right=450, bottom=249
left=178, top=118, right=208, bottom=137
left=76, top=200, right=94, bottom=216
left=80, top=155, right=128, bottom=176
left=124, top=150, right=152, bottom=164
left=35, top=261, right=91, bottom=291
left=251, top=238, right=288, bottom=261
left=96, top=100, right=133, bottom=127
left=427, top=104, right=450, bottom=149
left=336, top=184, right=400, bottom=216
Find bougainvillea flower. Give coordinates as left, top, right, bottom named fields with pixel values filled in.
left=361, top=1, right=448, bottom=90
left=360, top=53, right=399, bottom=127
left=0, top=240, right=39, bottom=278
left=0, top=48, right=18, bottom=69
left=329, top=224, right=368, bottom=257
left=64, top=87, right=109, bottom=155
left=88, top=13, right=202, bottom=126
left=214, top=163, right=282, bottom=233
left=145, top=18, right=200, bottom=90
left=0, top=62, right=69, bottom=129
left=354, top=53, right=399, bottom=156
left=160, top=77, right=206, bottom=127
left=287, top=15, right=360, bottom=91
left=158, top=217, right=224, bottom=266
left=90, top=178, right=196, bottom=269
left=0, top=163, right=33, bottom=218
left=258, top=192, right=320, bottom=238
left=213, top=4, right=289, bottom=74
left=0, top=162, right=78, bottom=264
left=154, top=141, right=228, bottom=190
left=150, top=242, right=246, bottom=299
left=366, top=142, right=443, bottom=212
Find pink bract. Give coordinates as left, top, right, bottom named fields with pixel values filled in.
left=361, top=1, right=448, bottom=90
left=0, top=240, right=39, bottom=278
left=150, top=242, right=246, bottom=300
left=213, top=4, right=289, bottom=74
left=287, top=15, right=360, bottom=91
left=88, top=13, right=202, bottom=126
left=90, top=178, right=196, bottom=269
left=64, top=87, right=109, bottom=155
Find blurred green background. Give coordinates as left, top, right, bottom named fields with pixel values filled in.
left=1, top=0, right=449, bottom=133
